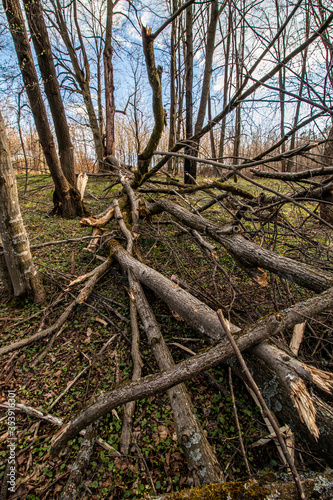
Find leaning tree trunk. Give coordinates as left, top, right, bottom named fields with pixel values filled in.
left=3, top=0, right=83, bottom=218
left=23, top=0, right=76, bottom=188
left=0, top=111, right=45, bottom=303
left=191, top=0, right=219, bottom=168
left=135, top=27, right=165, bottom=184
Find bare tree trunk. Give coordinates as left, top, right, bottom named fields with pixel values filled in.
left=208, top=91, right=216, bottom=161
left=218, top=0, right=232, bottom=161
left=168, top=0, right=178, bottom=173
left=0, top=111, right=45, bottom=303
left=135, top=27, right=165, bottom=184
left=3, top=0, right=83, bottom=218
left=185, top=0, right=219, bottom=181
left=320, top=126, right=333, bottom=223
left=104, top=0, right=116, bottom=157
left=286, top=7, right=309, bottom=172
left=23, top=0, right=76, bottom=187
left=49, top=0, right=104, bottom=169
left=232, top=3, right=245, bottom=177
left=194, top=0, right=219, bottom=136
left=184, top=3, right=194, bottom=184
left=275, top=0, right=287, bottom=172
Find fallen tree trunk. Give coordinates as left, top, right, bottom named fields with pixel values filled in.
left=130, top=277, right=223, bottom=485
left=159, top=276, right=333, bottom=467
left=114, top=188, right=223, bottom=483
left=60, top=423, right=97, bottom=500
left=241, top=342, right=333, bottom=466
left=109, top=241, right=238, bottom=340
left=147, top=469, right=333, bottom=500
left=50, top=283, right=333, bottom=455
left=149, top=198, right=333, bottom=292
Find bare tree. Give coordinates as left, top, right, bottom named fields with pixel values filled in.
left=0, top=110, right=45, bottom=303
left=3, top=0, right=84, bottom=217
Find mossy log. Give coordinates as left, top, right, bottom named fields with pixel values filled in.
left=146, top=470, right=333, bottom=500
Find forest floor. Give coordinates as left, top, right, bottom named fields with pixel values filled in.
left=0, top=173, right=332, bottom=499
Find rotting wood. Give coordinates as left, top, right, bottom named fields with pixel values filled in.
left=76, top=173, right=88, bottom=200
left=80, top=206, right=115, bottom=228
left=290, top=322, right=306, bottom=355
left=217, top=310, right=306, bottom=500
left=0, top=110, right=45, bottom=303
left=243, top=342, right=333, bottom=465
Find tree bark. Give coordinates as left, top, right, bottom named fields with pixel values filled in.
left=129, top=277, right=223, bottom=485
left=0, top=111, right=45, bottom=303
left=51, top=283, right=333, bottom=454
left=168, top=0, right=178, bottom=173
left=184, top=3, right=194, bottom=184
left=150, top=198, right=333, bottom=292
left=23, top=0, right=76, bottom=187
left=104, top=0, right=116, bottom=157
left=3, top=0, right=83, bottom=218
left=218, top=0, right=232, bottom=162
left=135, top=27, right=165, bottom=183
left=320, top=126, right=333, bottom=223
left=60, top=424, right=97, bottom=500
left=48, top=0, right=104, bottom=169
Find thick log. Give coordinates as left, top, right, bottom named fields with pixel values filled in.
left=241, top=343, right=333, bottom=466
left=50, top=284, right=333, bottom=454
left=110, top=241, right=238, bottom=340
left=172, top=271, right=333, bottom=465
left=130, top=277, right=223, bottom=485
left=149, top=198, right=333, bottom=293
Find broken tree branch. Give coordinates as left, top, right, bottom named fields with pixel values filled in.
left=216, top=310, right=306, bottom=500
left=50, top=284, right=333, bottom=455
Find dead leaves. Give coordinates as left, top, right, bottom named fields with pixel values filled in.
left=253, top=268, right=268, bottom=287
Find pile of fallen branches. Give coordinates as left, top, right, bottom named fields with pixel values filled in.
left=1, top=151, right=333, bottom=499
